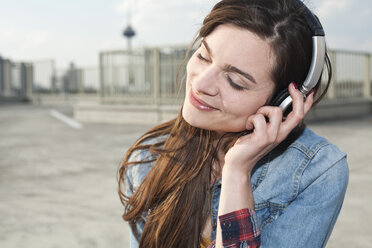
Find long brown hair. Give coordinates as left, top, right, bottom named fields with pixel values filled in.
left=118, top=0, right=332, bottom=247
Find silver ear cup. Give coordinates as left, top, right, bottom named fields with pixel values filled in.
left=278, top=94, right=293, bottom=113
left=270, top=88, right=292, bottom=116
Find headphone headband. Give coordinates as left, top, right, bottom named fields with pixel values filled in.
left=294, top=0, right=325, bottom=36
left=277, top=0, right=326, bottom=113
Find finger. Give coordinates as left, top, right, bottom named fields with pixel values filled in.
left=288, top=82, right=305, bottom=119
left=256, top=106, right=283, bottom=139
left=247, top=114, right=267, bottom=137
left=279, top=83, right=305, bottom=139
left=304, top=89, right=315, bottom=115
left=245, top=118, right=254, bottom=130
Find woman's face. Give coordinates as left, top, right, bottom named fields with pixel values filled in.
left=182, top=24, right=276, bottom=134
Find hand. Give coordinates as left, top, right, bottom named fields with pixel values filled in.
left=224, top=83, right=315, bottom=175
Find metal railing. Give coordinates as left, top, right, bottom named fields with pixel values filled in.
left=327, top=50, right=371, bottom=99
left=99, top=45, right=191, bottom=105
left=99, top=46, right=372, bottom=105
left=28, top=46, right=372, bottom=105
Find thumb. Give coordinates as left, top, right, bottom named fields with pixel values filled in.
left=245, top=116, right=254, bottom=130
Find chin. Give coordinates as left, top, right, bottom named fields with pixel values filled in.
left=182, top=106, right=244, bottom=133
left=182, top=105, right=201, bottom=128
left=182, top=109, right=205, bottom=130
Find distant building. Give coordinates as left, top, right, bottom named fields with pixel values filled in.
left=63, top=63, right=82, bottom=93
left=0, top=55, right=33, bottom=100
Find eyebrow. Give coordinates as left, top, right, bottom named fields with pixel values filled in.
left=202, top=40, right=258, bottom=84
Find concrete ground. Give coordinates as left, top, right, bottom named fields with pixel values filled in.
left=0, top=103, right=371, bottom=248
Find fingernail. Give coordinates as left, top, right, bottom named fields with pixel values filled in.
left=311, top=89, right=316, bottom=96
left=291, top=82, right=298, bottom=90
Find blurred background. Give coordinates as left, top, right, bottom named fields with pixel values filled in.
left=0, top=0, right=371, bottom=247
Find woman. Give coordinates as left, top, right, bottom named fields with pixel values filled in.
left=118, top=0, right=349, bottom=247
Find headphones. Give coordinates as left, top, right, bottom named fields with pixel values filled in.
left=270, top=0, right=326, bottom=116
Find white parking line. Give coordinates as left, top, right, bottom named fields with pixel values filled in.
left=49, top=109, right=83, bottom=129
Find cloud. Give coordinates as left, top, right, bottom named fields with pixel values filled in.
left=112, top=0, right=219, bottom=47
left=114, top=0, right=137, bottom=18
left=362, top=40, right=372, bottom=51
left=114, top=1, right=130, bottom=14
left=0, top=27, right=48, bottom=51
left=315, top=0, right=352, bottom=20
left=24, top=31, right=48, bottom=49
left=2, top=0, right=371, bottom=69
left=310, top=0, right=372, bottom=52
left=0, top=26, right=102, bottom=67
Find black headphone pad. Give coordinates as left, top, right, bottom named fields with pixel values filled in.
left=270, top=88, right=293, bottom=116
left=270, top=88, right=290, bottom=106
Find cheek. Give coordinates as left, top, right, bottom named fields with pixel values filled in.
left=186, top=55, right=198, bottom=77
left=226, top=92, right=272, bottom=119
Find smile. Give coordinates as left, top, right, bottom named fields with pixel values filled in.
left=189, top=91, right=218, bottom=111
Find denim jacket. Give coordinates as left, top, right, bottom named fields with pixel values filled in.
left=124, top=128, right=349, bottom=248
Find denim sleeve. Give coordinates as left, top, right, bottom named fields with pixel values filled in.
left=129, top=228, right=139, bottom=248
left=124, top=147, right=157, bottom=248
left=123, top=151, right=138, bottom=248
left=124, top=147, right=156, bottom=197
left=123, top=151, right=137, bottom=199
left=260, top=154, right=349, bottom=248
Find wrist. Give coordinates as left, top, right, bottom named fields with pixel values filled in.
left=219, top=170, right=254, bottom=213
left=222, top=161, right=254, bottom=180
left=221, top=168, right=252, bottom=191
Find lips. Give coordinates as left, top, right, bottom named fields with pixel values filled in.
left=189, top=90, right=218, bottom=111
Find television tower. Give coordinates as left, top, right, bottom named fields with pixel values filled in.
left=123, top=24, right=136, bottom=51
left=122, top=9, right=136, bottom=86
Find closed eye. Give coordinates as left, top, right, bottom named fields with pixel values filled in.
left=226, top=75, right=245, bottom=91
left=197, top=49, right=246, bottom=91
left=197, top=53, right=210, bottom=62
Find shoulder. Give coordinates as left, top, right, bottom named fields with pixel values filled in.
left=290, top=128, right=344, bottom=160
left=125, top=135, right=167, bottom=193
left=266, top=128, right=348, bottom=174
left=253, top=128, right=348, bottom=203
left=287, top=128, right=348, bottom=178
left=254, top=129, right=349, bottom=245
left=287, top=127, right=349, bottom=194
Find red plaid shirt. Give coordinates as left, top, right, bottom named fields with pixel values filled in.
left=207, top=208, right=261, bottom=248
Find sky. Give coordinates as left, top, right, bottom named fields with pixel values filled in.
left=0, top=0, right=371, bottom=69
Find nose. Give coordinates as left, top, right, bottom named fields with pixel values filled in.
left=192, top=66, right=219, bottom=96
